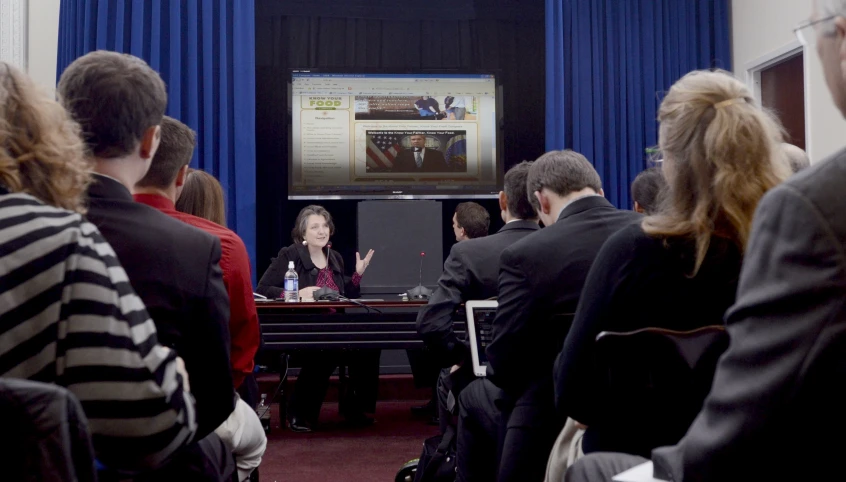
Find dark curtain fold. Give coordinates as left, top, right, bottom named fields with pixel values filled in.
left=255, top=0, right=546, bottom=277
left=57, top=0, right=258, bottom=282
left=545, top=0, right=731, bottom=209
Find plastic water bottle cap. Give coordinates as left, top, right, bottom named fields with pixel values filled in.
left=288, top=261, right=295, bottom=269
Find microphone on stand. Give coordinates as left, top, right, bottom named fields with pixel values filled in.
left=407, top=251, right=433, bottom=300
left=314, top=241, right=341, bottom=301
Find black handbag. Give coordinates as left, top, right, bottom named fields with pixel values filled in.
left=412, top=425, right=457, bottom=482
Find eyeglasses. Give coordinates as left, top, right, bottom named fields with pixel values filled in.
left=794, top=15, right=836, bottom=46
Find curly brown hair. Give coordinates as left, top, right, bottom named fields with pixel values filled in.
left=0, top=62, right=91, bottom=212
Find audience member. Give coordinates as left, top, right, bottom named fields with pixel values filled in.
left=453, top=201, right=490, bottom=241
left=177, top=168, right=227, bottom=225
left=135, top=117, right=260, bottom=394
left=58, top=51, right=235, bottom=479
left=566, top=3, right=846, bottom=480
left=630, top=166, right=666, bottom=214
left=782, top=142, right=810, bottom=172
left=457, top=151, right=641, bottom=482
left=256, top=205, right=377, bottom=432
left=134, top=117, right=265, bottom=480
left=555, top=69, right=789, bottom=459
left=0, top=62, right=196, bottom=471
left=417, top=162, right=540, bottom=433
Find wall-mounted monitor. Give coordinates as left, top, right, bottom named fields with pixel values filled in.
left=288, top=69, right=503, bottom=199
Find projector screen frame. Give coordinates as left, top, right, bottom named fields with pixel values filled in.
left=286, top=67, right=504, bottom=201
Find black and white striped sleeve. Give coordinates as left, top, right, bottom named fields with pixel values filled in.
left=56, top=221, right=197, bottom=471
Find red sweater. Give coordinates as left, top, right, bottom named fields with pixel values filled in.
left=134, top=193, right=260, bottom=389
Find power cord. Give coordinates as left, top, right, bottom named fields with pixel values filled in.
left=257, top=354, right=289, bottom=420
left=339, top=296, right=382, bottom=313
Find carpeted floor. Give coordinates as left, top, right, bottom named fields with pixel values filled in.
left=258, top=400, right=438, bottom=482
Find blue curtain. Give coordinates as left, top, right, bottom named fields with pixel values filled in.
left=57, top=0, right=258, bottom=282
left=545, top=0, right=730, bottom=209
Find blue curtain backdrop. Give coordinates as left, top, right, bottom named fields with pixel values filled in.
left=545, top=0, right=731, bottom=209
left=57, top=0, right=258, bottom=282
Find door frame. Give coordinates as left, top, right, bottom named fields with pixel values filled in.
left=743, top=40, right=809, bottom=159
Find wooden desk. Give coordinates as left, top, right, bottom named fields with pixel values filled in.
left=256, top=299, right=466, bottom=351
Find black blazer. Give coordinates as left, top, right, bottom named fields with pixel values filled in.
left=392, top=148, right=449, bottom=172
left=84, top=175, right=234, bottom=439
left=486, top=196, right=642, bottom=394
left=416, top=220, right=540, bottom=367
left=650, top=148, right=846, bottom=481
left=554, top=222, right=742, bottom=456
left=256, top=243, right=361, bottom=299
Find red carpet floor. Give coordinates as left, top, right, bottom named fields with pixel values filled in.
left=259, top=400, right=438, bottom=482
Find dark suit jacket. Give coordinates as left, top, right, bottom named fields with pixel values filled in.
left=85, top=175, right=234, bottom=439
left=256, top=243, right=360, bottom=299
left=650, top=148, right=846, bottom=482
left=392, top=148, right=449, bottom=172
left=416, top=220, right=540, bottom=367
left=486, top=196, right=641, bottom=395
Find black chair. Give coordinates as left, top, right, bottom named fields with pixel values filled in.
left=590, top=325, right=729, bottom=457
left=0, top=378, right=97, bottom=482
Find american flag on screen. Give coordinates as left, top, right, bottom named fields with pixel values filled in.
left=366, top=134, right=401, bottom=169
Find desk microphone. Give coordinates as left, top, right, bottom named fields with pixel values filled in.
left=407, top=251, right=433, bottom=300
left=314, top=241, right=341, bottom=301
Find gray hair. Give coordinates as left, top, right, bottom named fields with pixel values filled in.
left=782, top=143, right=810, bottom=173
left=526, top=150, right=602, bottom=210
left=291, top=205, right=334, bottom=243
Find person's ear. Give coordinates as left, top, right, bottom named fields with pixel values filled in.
left=534, top=190, right=551, bottom=214
left=498, top=191, right=507, bottom=212
left=597, top=187, right=605, bottom=197
left=139, top=125, right=161, bottom=160
left=634, top=201, right=644, bottom=213
left=836, top=16, right=846, bottom=79
left=175, top=165, right=189, bottom=188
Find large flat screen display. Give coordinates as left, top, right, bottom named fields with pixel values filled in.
left=288, top=69, right=502, bottom=199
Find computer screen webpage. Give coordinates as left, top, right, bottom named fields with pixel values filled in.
left=289, top=72, right=500, bottom=199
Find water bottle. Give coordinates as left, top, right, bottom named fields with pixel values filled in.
left=284, top=261, right=298, bottom=302
left=258, top=393, right=271, bottom=433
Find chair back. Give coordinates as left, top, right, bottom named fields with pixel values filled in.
left=0, top=378, right=97, bottom=482
left=591, top=325, right=728, bottom=456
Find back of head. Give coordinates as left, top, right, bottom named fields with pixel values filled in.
left=455, top=202, right=490, bottom=239
left=57, top=50, right=167, bottom=158
left=137, top=116, right=196, bottom=189
left=0, top=62, right=90, bottom=212
left=175, top=169, right=226, bottom=226
left=526, top=150, right=602, bottom=210
left=503, top=161, right=538, bottom=220
left=781, top=143, right=810, bottom=173
left=631, top=167, right=667, bottom=215
left=644, top=69, right=789, bottom=274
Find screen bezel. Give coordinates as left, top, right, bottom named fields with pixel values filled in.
left=287, top=67, right=504, bottom=200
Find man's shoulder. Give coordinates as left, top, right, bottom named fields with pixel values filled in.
left=91, top=199, right=219, bottom=251
left=769, top=148, right=846, bottom=238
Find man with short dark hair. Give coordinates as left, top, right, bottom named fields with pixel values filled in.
left=631, top=166, right=666, bottom=214
left=59, top=50, right=235, bottom=479
left=456, top=150, right=641, bottom=482
left=453, top=201, right=490, bottom=241
left=135, top=116, right=264, bottom=481
left=416, top=162, right=540, bottom=431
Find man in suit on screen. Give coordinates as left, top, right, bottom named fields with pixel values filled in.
left=393, top=134, right=450, bottom=172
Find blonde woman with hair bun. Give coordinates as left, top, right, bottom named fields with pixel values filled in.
left=554, top=69, right=789, bottom=458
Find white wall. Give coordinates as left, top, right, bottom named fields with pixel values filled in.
left=733, top=0, right=846, bottom=162
left=27, top=0, right=60, bottom=91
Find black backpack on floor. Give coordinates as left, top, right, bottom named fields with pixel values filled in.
left=413, top=426, right=457, bottom=482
